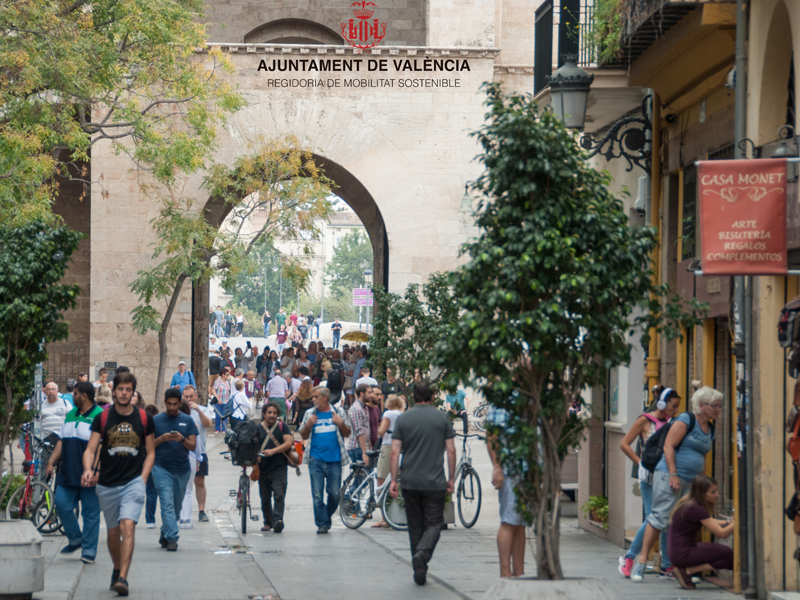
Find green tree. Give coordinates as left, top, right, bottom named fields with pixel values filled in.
left=129, top=138, right=333, bottom=405
left=370, top=273, right=460, bottom=385
left=435, top=83, right=705, bottom=579
left=0, top=221, right=82, bottom=499
left=326, top=230, right=373, bottom=299
left=0, top=0, right=243, bottom=224
left=321, top=295, right=358, bottom=323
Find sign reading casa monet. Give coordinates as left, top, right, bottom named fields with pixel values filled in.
left=699, top=158, right=788, bottom=275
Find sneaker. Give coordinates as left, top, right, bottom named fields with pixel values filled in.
left=619, top=556, right=634, bottom=578
left=109, top=569, right=121, bottom=591
left=198, top=511, right=209, bottom=523
left=631, top=561, right=646, bottom=583
left=112, top=576, right=129, bottom=596
left=166, top=540, right=178, bottom=552
left=146, top=523, right=156, bottom=529
left=159, top=533, right=168, bottom=549
left=60, top=543, right=82, bottom=555
left=659, top=567, right=675, bottom=580
left=273, top=520, right=284, bottom=533
left=80, top=556, right=95, bottom=564
left=412, top=552, right=428, bottom=586
left=316, top=526, right=328, bottom=534
left=178, top=520, right=193, bottom=529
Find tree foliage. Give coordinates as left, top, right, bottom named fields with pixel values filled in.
left=0, top=221, right=82, bottom=493
left=435, top=83, right=706, bottom=579
left=326, top=229, right=374, bottom=299
left=0, top=0, right=244, bottom=224
left=129, top=137, right=334, bottom=404
left=370, top=273, right=460, bottom=384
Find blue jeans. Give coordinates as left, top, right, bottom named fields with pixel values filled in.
left=308, top=457, right=342, bottom=529
left=55, top=484, right=100, bottom=560
left=332, top=334, right=340, bottom=349
left=214, top=402, right=229, bottom=432
left=145, top=476, right=158, bottom=524
left=151, top=465, right=191, bottom=542
left=263, top=324, right=269, bottom=337
left=625, top=479, right=671, bottom=568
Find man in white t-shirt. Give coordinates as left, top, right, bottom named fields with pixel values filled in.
left=39, top=381, right=72, bottom=464
left=179, top=385, right=214, bottom=527
left=228, top=380, right=253, bottom=426
left=355, top=365, right=378, bottom=390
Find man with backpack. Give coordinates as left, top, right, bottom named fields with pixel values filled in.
left=325, top=350, right=345, bottom=405
left=83, top=372, right=155, bottom=597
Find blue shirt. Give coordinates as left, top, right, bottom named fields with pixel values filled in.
left=655, top=413, right=713, bottom=480
left=169, top=370, right=196, bottom=392
left=309, top=410, right=341, bottom=463
left=153, top=412, right=199, bottom=474
left=446, top=390, right=466, bottom=411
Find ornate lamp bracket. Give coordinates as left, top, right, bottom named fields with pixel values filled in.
left=579, top=94, right=653, bottom=175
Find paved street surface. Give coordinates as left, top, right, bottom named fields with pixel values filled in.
left=34, top=432, right=734, bottom=600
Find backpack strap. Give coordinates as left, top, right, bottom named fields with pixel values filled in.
left=139, top=408, right=148, bottom=432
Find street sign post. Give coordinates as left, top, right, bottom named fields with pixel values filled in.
left=352, top=288, right=373, bottom=306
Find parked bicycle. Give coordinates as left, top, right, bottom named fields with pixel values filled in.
left=473, top=403, right=489, bottom=433
left=221, top=451, right=259, bottom=534
left=340, top=450, right=408, bottom=531
left=6, top=425, right=56, bottom=530
left=454, top=432, right=483, bottom=528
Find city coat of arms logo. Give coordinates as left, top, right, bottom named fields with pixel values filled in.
left=341, top=1, right=387, bottom=49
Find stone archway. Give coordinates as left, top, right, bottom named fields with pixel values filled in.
left=757, top=0, right=795, bottom=143
left=243, top=19, right=344, bottom=45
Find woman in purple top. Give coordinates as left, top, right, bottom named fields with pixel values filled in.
left=668, top=474, right=735, bottom=589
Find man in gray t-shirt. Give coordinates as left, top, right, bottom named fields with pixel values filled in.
left=390, top=381, right=455, bottom=586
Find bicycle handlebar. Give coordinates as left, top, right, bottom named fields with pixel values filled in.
left=454, top=433, right=484, bottom=439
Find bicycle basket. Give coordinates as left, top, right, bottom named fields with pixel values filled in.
left=227, top=419, right=264, bottom=466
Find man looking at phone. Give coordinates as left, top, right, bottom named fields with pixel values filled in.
left=84, top=372, right=155, bottom=596
left=151, top=388, right=198, bottom=552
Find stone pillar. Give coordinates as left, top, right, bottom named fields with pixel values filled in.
left=192, top=280, right=210, bottom=405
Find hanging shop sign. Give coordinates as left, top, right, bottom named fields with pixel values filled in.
left=699, top=158, right=788, bottom=275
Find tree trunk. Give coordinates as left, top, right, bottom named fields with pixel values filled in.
left=534, top=429, right=565, bottom=579
left=153, top=275, right=187, bottom=407
left=192, top=279, right=210, bottom=404
left=0, top=385, right=15, bottom=500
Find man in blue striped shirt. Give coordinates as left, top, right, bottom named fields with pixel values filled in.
left=46, top=382, right=104, bottom=564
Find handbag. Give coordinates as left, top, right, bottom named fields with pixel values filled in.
left=265, top=423, right=302, bottom=476
left=789, top=411, right=800, bottom=462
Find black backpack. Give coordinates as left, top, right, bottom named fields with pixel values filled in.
left=640, top=412, right=702, bottom=473
left=226, top=419, right=265, bottom=466
left=327, top=363, right=343, bottom=392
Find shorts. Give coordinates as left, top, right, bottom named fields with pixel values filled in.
left=196, top=453, right=209, bottom=477
left=647, top=470, right=691, bottom=530
left=96, top=476, right=146, bottom=529
left=376, top=445, right=391, bottom=479
left=499, top=476, right=525, bottom=526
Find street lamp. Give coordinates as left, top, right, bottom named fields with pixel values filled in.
left=261, top=268, right=267, bottom=313
left=547, top=56, right=652, bottom=175
left=364, top=267, right=373, bottom=335
left=272, top=265, right=282, bottom=309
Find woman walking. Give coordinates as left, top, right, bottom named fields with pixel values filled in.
left=618, top=386, right=681, bottom=578
left=262, top=310, right=272, bottom=338
left=235, top=311, right=247, bottom=337
left=668, top=475, right=734, bottom=589
left=630, top=386, right=721, bottom=582
left=224, top=310, right=234, bottom=337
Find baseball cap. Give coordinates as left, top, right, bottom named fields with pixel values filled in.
left=178, top=360, right=186, bottom=366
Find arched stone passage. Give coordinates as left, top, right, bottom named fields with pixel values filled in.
left=244, top=19, right=344, bottom=45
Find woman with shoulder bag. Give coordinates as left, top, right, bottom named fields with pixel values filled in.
left=618, top=386, right=681, bottom=578
left=631, top=386, right=722, bottom=583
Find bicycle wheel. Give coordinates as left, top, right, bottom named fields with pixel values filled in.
left=340, top=467, right=370, bottom=529
left=33, top=495, right=59, bottom=533
left=240, top=475, right=249, bottom=534
left=473, top=404, right=488, bottom=433
left=6, top=481, right=51, bottom=520
left=457, top=467, right=482, bottom=528
left=381, top=480, right=408, bottom=531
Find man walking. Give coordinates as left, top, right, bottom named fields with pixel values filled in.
left=265, top=367, right=290, bottom=420
left=390, top=381, right=456, bottom=586
left=300, top=386, right=351, bottom=534
left=257, top=402, right=293, bottom=532
left=180, top=385, right=214, bottom=525
left=151, top=388, right=198, bottom=551
left=84, top=372, right=155, bottom=596
left=486, top=405, right=526, bottom=578
left=209, top=348, right=223, bottom=398
left=46, top=382, right=103, bottom=564
left=346, top=384, right=371, bottom=465
left=331, top=319, right=342, bottom=349
left=169, top=360, right=195, bottom=392
left=213, top=305, right=225, bottom=337
left=39, top=380, right=72, bottom=466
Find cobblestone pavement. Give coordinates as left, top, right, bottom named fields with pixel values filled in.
left=35, top=432, right=734, bottom=600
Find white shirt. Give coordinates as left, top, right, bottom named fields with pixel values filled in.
left=355, top=376, right=379, bottom=389
left=40, top=397, right=72, bottom=437
left=230, top=390, right=252, bottom=420
left=191, top=405, right=214, bottom=457
left=382, top=410, right=403, bottom=446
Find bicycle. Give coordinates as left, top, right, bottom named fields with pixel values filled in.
left=473, top=403, right=489, bottom=433
left=340, top=451, right=408, bottom=531
left=221, top=451, right=259, bottom=534
left=454, top=432, right=483, bottom=528
left=6, top=427, right=56, bottom=529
